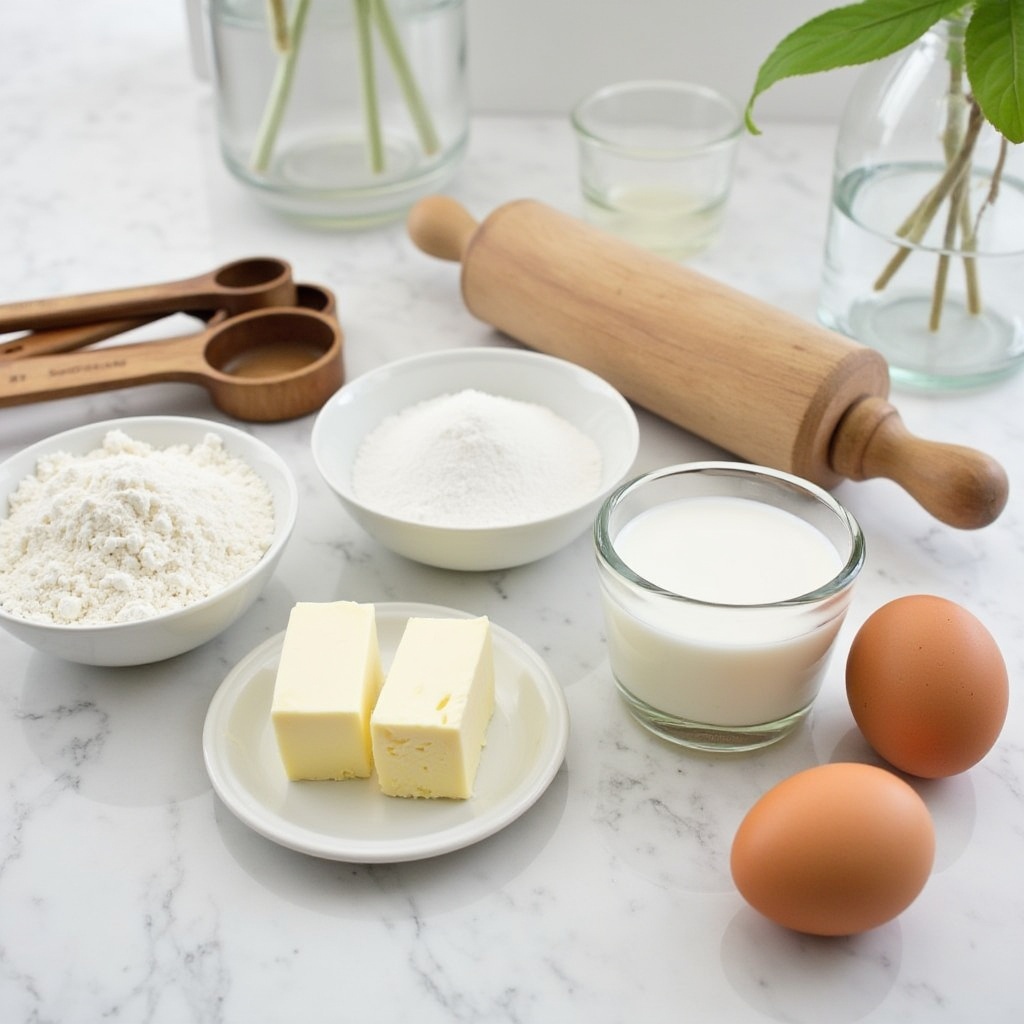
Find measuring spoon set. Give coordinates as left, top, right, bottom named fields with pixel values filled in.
left=0, top=258, right=344, bottom=422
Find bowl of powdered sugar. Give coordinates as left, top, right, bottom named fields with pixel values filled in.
left=0, top=416, right=297, bottom=666
left=311, top=347, right=639, bottom=570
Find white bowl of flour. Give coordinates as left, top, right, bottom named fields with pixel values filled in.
left=0, top=416, right=297, bottom=665
left=311, top=347, right=639, bottom=570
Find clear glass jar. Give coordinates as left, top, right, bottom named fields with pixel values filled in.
left=207, top=0, right=469, bottom=227
left=818, top=17, right=1024, bottom=390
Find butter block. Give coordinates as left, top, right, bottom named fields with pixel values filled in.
left=371, top=616, right=495, bottom=799
left=271, top=601, right=383, bottom=781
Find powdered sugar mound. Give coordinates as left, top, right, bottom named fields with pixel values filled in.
left=0, top=430, right=275, bottom=625
left=351, top=389, right=603, bottom=527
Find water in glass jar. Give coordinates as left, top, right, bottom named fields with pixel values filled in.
left=819, top=162, right=1024, bottom=389
left=208, top=0, right=468, bottom=226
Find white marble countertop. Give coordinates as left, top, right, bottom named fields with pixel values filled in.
left=2, top=5, right=1022, bottom=1023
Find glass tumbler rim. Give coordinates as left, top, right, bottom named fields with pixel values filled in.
left=571, top=78, right=743, bottom=157
left=593, top=461, right=866, bottom=610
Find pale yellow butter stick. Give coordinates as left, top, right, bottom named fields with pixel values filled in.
left=371, top=616, right=495, bottom=799
left=271, top=601, right=383, bottom=781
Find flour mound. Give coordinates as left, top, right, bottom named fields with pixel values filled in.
left=351, top=389, right=603, bottom=528
left=0, top=430, right=275, bottom=625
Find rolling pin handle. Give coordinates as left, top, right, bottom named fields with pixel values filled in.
left=830, top=395, right=1009, bottom=529
left=407, top=196, right=479, bottom=264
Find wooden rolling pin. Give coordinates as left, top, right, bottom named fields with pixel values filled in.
left=407, top=196, right=1008, bottom=530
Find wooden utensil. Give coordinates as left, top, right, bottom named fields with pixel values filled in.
left=0, top=257, right=296, bottom=333
left=0, top=307, right=343, bottom=422
left=407, top=196, right=1008, bottom=529
left=0, top=282, right=337, bottom=363
left=0, top=317, right=154, bottom=362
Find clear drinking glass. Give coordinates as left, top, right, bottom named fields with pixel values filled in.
left=571, top=80, right=742, bottom=259
left=594, top=463, right=865, bottom=753
left=207, top=0, right=469, bottom=227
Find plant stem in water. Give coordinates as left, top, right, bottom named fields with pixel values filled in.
left=957, top=191, right=981, bottom=315
left=930, top=172, right=966, bottom=329
left=939, top=31, right=980, bottom=323
left=372, top=0, right=440, bottom=155
left=354, top=0, right=385, bottom=173
left=250, top=0, right=313, bottom=172
left=873, top=101, right=984, bottom=292
left=973, top=137, right=1008, bottom=238
left=249, top=0, right=441, bottom=180
left=267, top=0, right=291, bottom=52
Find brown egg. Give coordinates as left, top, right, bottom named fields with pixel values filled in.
left=730, top=763, right=934, bottom=936
left=846, top=595, right=1009, bottom=778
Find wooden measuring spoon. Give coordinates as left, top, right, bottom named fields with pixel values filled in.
left=0, top=257, right=296, bottom=333
left=0, top=282, right=337, bottom=363
left=293, top=283, right=337, bottom=318
left=0, top=307, right=344, bottom=422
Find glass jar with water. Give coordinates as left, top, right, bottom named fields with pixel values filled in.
left=818, top=17, right=1024, bottom=390
left=207, top=0, right=468, bottom=227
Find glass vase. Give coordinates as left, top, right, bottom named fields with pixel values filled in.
left=818, top=17, right=1024, bottom=390
left=207, top=0, right=469, bottom=227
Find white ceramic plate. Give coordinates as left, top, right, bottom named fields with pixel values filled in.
left=202, top=602, right=570, bottom=862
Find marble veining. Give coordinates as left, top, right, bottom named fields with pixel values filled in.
left=2, top=2, right=1022, bottom=1022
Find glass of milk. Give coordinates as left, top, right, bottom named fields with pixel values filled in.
left=594, top=462, right=865, bottom=752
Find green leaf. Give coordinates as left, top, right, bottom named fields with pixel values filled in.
left=745, top=0, right=969, bottom=133
left=965, top=0, right=1024, bottom=143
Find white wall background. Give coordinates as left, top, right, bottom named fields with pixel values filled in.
left=465, top=0, right=858, bottom=121
left=185, top=1, right=859, bottom=121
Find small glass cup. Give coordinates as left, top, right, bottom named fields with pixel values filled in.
left=594, top=463, right=865, bottom=752
left=571, top=80, right=742, bottom=259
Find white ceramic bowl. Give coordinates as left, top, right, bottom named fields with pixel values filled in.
left=0, top=416, right=297, bottom=666
left=311, top=347, right=639, bottom=570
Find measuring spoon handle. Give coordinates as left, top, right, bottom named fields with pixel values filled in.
left=0, top=331, right=214, bottom=408
left=0, top=317, right=155, bottom=362
left=0, top=258, right=293, bottom=332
